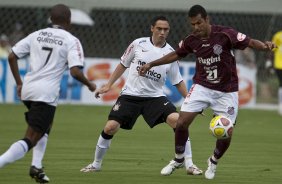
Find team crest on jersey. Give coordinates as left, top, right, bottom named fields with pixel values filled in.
left=113, top=102, right=121, bottom=111
left=227, top=106, right=235, bottom=115
left=237, top=32, right=246, bottom=41
left=213, top=44, right=222, bottom=55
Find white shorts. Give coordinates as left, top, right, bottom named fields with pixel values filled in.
left=181, top=84, right=238, bottom=124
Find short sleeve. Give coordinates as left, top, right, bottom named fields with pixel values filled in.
left=223, top=28, right=250, bottom=50
left=120, top=40, right=136, bottom=67
left=11, top=33, right=33, bottom=58
left=67, top=38, right=84, bottom=68
left=175, top=37, right=193, bottom=58
left=167, top=61, right=183, bottom=85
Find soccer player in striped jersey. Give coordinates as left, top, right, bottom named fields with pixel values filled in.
left=80, top=15, right=202, bottom=176
left=0, top=4, right=96, bottom=183
left=139, top=5, right=276, bottom=179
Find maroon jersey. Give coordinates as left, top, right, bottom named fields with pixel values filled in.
left=176, top=25, right=250, bottom=92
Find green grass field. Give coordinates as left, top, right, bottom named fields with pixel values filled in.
left=0, top=104, right=281, bottom=184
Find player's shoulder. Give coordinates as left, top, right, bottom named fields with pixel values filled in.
left=212, top=25, right=235, bottom=33
left=133, top=37, right=150, bottom=45
left=214, top=25, right=243, bottom=38
left=163, top=42, right=175, bottom=52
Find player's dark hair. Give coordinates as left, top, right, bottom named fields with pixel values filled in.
left=188, top=5, right=207, bottom=18
left=50, top=4, right=71, bottom=24
left=151, top=16, right=169, bottom=26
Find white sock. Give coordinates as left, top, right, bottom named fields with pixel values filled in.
left=92, top=135, right=111, bottom=169
left=31, top=133, right=48, bottom=168
left=175, top=153, right=185, bottom=160
left=0, top=140, right=29, bottom=168
left=211, top=155, right=218, bottom=163
left=278, top=87, right=282, bottom=115
left=184, top=137, right=194, bottom=167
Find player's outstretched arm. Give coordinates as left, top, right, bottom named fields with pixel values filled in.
left=139, top=51, right=180, bottom=76
left=70, top=66, right=96, bottom=92
left=248, top=39, right=276, bottom=51
left=95, top=63, right=127, bottom=98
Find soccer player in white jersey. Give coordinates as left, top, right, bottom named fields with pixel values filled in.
left=80, top=16, right=202, bottom=175
left=0, top=4, right=96, bottom=183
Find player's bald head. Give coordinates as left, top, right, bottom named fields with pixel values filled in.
left=50, top=4, right=71, bottom=25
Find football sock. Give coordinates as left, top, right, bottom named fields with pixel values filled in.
left=175, top=153, right=185, bottom=159
left=210, top=156, right=218, bottom=164
left=184, top=137, right=194, bottom=167
left=175, top=153, right=185, bottom=163
left=184, top=137, right=192, bottom=157
left=175, top=127, right=188, bottom=154
left=93, top=132, right=112, bottom=168
left=214, top=138, right=231, bottom=159
left=0, top=140, right=29, bottom=168
left=31, top=133, right=48, bottom=168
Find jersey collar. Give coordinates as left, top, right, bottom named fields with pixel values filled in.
left=49, top=24, right=64, bottom=29
left=150, top=37, right=166, bottom=48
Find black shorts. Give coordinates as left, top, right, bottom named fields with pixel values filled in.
left=108, top=95, right=177, bottom=130
left=23, top=101, right=56, bottom=134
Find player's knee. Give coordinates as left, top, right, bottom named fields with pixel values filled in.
left=166, top=113, right=178, bottom=128
left=104, top=120, right=120, bottom=135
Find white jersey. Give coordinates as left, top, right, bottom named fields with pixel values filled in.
left=120, top=37, right=183, bottom=97
left=12, top=26, right=84, bottom=106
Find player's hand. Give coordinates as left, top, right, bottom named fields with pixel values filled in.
left=138, top=63, right=151, bottom=76
left=95, top=84, right=111, bottom=98
left=264, top=41, right=277, bottom=51
left=88, top=82, right=97, bottom=92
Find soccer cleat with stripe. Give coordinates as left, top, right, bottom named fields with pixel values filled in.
left=80, top=163, right=101, bottom=172
left=29, top=166, right=50, bottom=183
left=160, top=160, right=184, bottom=176
left=186, top=164, right=203, bottom=175
left=205, top=157, right=217, bottom=179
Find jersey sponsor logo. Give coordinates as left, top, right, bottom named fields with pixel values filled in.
left=198, top=56, right=221, bottom=66
left=37, top=31, right=63, bottom=46
left=213, top=44, right=222, bottom=55
left=136, top=60, right=162, bottom=81
left=237, top=32, right=246, bottom=41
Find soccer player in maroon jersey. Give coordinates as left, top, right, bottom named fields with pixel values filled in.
left=139, top=5, right=276, bottom=179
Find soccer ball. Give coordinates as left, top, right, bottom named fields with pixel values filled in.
left=209, top=115, right=234, bottom=139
